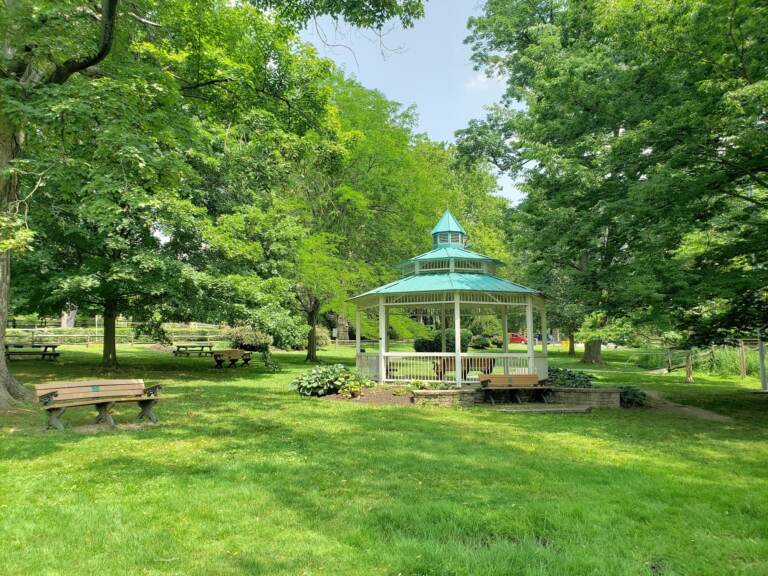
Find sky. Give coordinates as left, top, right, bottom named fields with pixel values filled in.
left=300, top=2, right=522, bottom=203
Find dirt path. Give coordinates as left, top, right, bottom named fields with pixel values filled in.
left=645, top=390, right=733, bottom=422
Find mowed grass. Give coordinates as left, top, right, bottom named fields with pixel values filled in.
left=1, top=345, right=767, bottom=575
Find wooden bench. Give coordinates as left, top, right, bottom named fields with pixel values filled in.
left=478, top=374, right=551, bottom=405
left=34, top=379, right=162, bottom=430
left=213, top=349, right=252, bottom=368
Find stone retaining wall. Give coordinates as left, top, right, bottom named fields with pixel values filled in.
left=411, top=386, right=621, bottom=408
left=411, top=389, right=477, bottom=407
left=548, top=387, right=621, bottom=408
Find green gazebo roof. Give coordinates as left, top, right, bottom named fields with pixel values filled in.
left=351, top=273, right=538, bottom=300
left=351, top=212, right=539, bottom=303
left=431, top=210, right=466, bottom=235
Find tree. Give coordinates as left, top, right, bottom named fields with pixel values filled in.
left=1, top=0, right=426, bottom=399
left=459, top=0, right=767, bottom=359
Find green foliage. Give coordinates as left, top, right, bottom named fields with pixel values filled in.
left=695, top=346, right=762, bottom=377
left=470, top=335, right=491, bottom=350
left=619, top=386, right=648, bottom=408
left=226, top=325, right=273, bottom=352
left=313, top=325, right=332, bottom=349
left=467, top=315, right=502, bottom=338
left=414, top=329, right=471, bottom=353
left=547, top=367, right=595, bottom=389
left=290, top=364, right=371, bottom=397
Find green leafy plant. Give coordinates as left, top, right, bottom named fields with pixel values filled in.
left=470, top=335, right=491, bottom=349
left=547, top=367, right=595, bottom=388
left=414, top=329, right=471, bottom=352
left=291, top=364, right=372, bottom=397
left=227, top=325, right=273, bottom=352
left=619, top=386, right=648, bottom=408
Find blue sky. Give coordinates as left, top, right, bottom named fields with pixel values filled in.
left=300, top=2, right=522, bottom=203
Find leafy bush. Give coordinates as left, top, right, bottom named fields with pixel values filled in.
left=470, top=335, right=491, bottom=349
left=414, top=329, right=471, bottom=352
left=491, top=335, right=504, bottom=348
left=227, top=325, right=272, bottom=352
left=291, top=364, right=372, bottom=397
left=547, top=367, right=595, bottom=388
left=619, top=386, right=648, bottom=408
left=313, top=325, right=332, bottom=348
left=248, top=305, right=308, bottom=350
left=467, top=315, right=502, bottom=337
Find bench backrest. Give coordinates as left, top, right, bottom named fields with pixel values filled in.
left=35, top=379, right=146, bottom=403
left=480, top=374, right=541, bottom=387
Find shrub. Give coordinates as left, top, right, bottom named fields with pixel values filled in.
left=291, top=364, right=372, bottom=397
left=470, top=335, right=491, bottom=349
left=414, top=329, right=471, bottom=352
left=227, top=325, right=272, bottom=352
left=548, top=367, right=595, bottom=388
left=491, top=335, right=504, bottom=348
left=313, top=325, right=332, bottom=348
left=619, top=386, right=648, bottom=408
left=467, top=315, right=502, bottom=337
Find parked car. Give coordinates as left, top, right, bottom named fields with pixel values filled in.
left=509, top=333, right=528, bottom=344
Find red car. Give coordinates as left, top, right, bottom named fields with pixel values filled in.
left=509, top=333, right=528, bottom=344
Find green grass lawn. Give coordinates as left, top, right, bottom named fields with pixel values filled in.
left=1, top=345, right=767, bottom=575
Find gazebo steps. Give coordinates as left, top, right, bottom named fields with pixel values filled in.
left=485, top=404, right=592, bottom=414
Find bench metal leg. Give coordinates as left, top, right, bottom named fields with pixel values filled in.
left=228, top=358, right=238, bottom=368
left=241, top=356, right=251, bottom=367
left=95, top=403, right=116, bottom=427
left=47, top=408, right=66, bottom=431
left=214, top=357, right=224, bottom=368
left=138, top=399, right=158, bottom=423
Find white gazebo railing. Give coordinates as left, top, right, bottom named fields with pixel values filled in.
left=356, top=351, right=548, bottom=385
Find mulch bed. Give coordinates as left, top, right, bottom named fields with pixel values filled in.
left=321, top=387, right=414, bottom=405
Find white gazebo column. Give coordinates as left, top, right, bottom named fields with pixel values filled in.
left=355, top=308, right=361, bottom=355
left=526, top=295, right=535, bottom=374
left=378, top=296, right=386, bottom=383
left=441, top=303, right=447, bottom=353
left=454, top=291, right=462, bottom=387
left=502, top=305, right=509, bottom=375
left=540, top=303, right=548, bottom=380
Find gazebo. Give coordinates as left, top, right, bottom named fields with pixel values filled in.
left=351, top=210, right=548, bottom=387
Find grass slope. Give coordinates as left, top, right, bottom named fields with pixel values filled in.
left=1, top=346, right=766, bottom=575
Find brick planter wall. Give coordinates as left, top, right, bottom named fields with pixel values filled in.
left=411, top=389, right=476, bottom=408
left=549, top=387, right=621, bottom=408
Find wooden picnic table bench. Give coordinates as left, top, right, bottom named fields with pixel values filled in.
left=213, top=349, right=252, bottom=368
left=5, top=342, right=60, bottom=360
left=173, top=343, right=214, bottom=357
left=34, top=379, right=162, bottom=430
left=478, top=374, right=551, bottom=405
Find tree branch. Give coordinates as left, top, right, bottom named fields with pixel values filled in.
left=48, top=0, right=120, bottom=85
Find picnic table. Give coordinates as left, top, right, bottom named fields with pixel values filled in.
left=173, top=343, right=214, bottom=357
left=213, top=349, right=252, bottom=368
left=5, top=342, right=60, bottom=360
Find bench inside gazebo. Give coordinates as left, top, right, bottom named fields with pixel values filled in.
left=350, top=210, right=548, bottom=387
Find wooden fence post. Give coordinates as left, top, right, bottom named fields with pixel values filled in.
left=738, top=339, right=747, bottom=379
left=685, top=352, right=694, bottom=383
left=665, top=348, right=673, bottom=373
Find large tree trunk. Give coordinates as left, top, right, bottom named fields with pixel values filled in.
left=568, top=332, right=576, bottom=356
left=582, top=340, right=603, bottom=364
left=305, top=303, right=320, bottom=363
left=0, top=115, right=32, bottom=407
left=102, top=300, right=118, bottom=368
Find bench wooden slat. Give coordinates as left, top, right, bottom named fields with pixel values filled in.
left=480, top=374, right=541, bottom=387
left=41, top=396, right=159, bottom=410
left=46, top=389, right=147, bottom=402
left=34, top=379, right=144, bottom=392
left=35, top=384, right=144, bottom=397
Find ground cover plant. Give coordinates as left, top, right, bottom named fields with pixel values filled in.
left=1, top=345, right=766, bottom=575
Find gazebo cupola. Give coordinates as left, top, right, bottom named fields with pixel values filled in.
left=351, top=210, right=549, bottom=387
left=432, top=209, right=467, bottom=247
